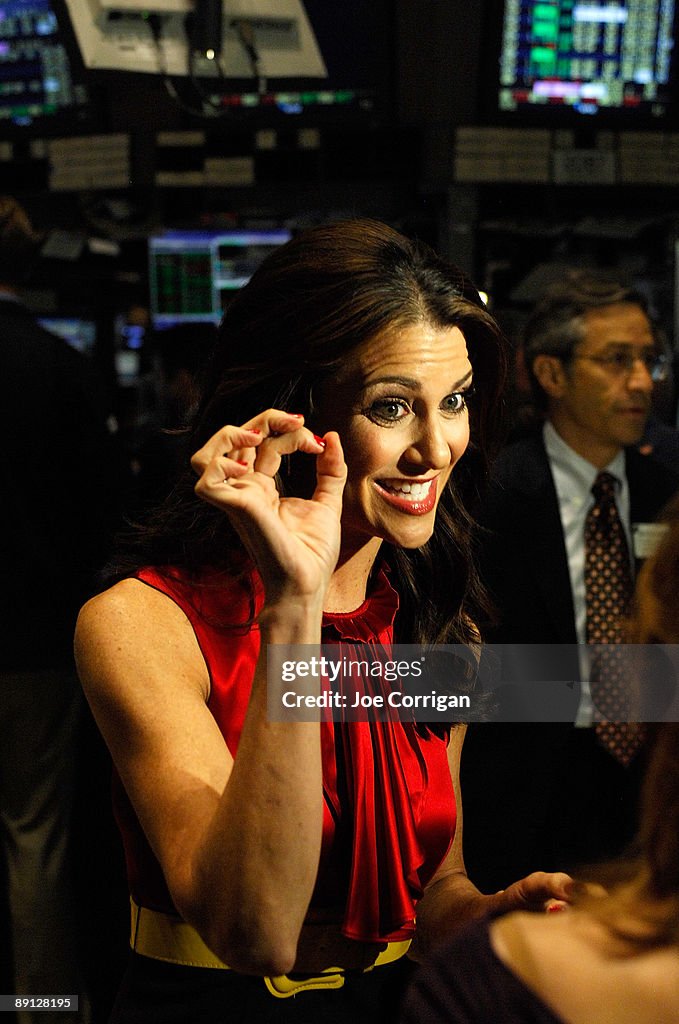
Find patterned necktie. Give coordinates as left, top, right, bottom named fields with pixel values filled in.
left=584, top=471, right=644, bottom=766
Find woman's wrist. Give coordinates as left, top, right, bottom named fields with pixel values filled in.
left=259, top=598, right=325, bottom=640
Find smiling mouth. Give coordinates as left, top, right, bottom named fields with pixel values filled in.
left=374, top=477, right=439, bottom=515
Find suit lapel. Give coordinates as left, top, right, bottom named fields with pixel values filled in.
left=514, top=436, right=578, bottom=643
left=627, top=448, right=662, bottom=522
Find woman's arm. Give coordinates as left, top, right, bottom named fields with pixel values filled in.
left=76, top=411, right=347, bottom=976
left=411, top=726, right=573, bottom=960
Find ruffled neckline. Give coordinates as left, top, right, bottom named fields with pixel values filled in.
left=322, top=568, right=400, bottom=642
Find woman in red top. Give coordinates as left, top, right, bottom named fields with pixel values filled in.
left=75, top=220, right=571, bottom=1023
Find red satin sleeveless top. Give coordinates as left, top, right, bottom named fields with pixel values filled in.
left=112, top=566, right=456, bottom=943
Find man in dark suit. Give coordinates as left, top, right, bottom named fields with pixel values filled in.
left=461, top=272, right=679, bottom=894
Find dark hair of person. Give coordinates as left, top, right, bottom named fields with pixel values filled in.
left=575, top=495, right=679, bottom=949
left=108, top=219, right=509, bottom=648
left=523, top=270, right=652, bottom=410
left=153, top=322, right=219, bottom=427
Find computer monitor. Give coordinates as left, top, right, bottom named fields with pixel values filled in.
left=487, top=0, right=678, bottom=122
left=148, top=227, right=292, bottom=330
left=0, top=0, right=95, bottom=130
left=38, top=315, right=97, bottom=354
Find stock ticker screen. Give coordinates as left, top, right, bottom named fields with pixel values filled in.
left=148, top=229, right=293, bottom=330
left=497, top=0, right=677, bottom=118
left=0, top=0, right=91, bottom=128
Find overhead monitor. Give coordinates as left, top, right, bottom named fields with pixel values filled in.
left=487, top=0, right=678, bottom=122
left=148, top=227, right=292, bottom=330
left=63, top=0, right=326, bottom=78
left=0, top=0, right=95, bottom=130
left=194, top=0, right=392, bottom=122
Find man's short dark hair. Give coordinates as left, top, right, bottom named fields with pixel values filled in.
left=523, top=270, right=652, bottom=406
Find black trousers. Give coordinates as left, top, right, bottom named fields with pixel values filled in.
left=110, top=952, right=417, bottom=1024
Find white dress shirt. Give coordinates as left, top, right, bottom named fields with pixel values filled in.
left=543, top=421, right=632, bottom=726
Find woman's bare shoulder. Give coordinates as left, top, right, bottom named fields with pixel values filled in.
left=492, top=910, right=679, bottom=1024
left=75, top=577, right=209, bottom=696
left=78, top=577, right=194, bottom=636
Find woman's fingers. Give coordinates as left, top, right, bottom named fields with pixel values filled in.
left=190, top=425, right=263, bottom=476
left=241, top=409, right=305, bottom=435
left=240, top=409, right=314, bottom=474
left=502, top=871, right=575, bottom=913
left=190, top=415, right=345, bottom=597
left=194, top=455, right=253, bottom=500
left=252, top=427, right=324, bottom=477
left=191, top=411, right=324, bottom=480
left=310, top=432, right=347, bottom=515
left=191, top=411, right=334, bottom=513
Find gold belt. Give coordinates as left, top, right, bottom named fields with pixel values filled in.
left=129, top=898, right=411, bottom=998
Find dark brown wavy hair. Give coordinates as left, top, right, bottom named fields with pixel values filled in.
left=577, top=495, right=679, bottom=948
left=108, top=218, right=509, bottom=646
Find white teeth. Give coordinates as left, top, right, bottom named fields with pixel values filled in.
left=384, top=480, right=431, bottom=498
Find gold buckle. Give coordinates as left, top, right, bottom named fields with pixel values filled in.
left=264, top=972, right=345, bottom=998
left=129, top=897, right=410, bottom=993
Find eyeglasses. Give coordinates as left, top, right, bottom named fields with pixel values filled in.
left=572, top=351, right=670, bottom=383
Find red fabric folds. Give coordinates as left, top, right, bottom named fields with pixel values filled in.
left=319, top=575, right=456, bottom=942
left=115, top=565, right=456, bottom=942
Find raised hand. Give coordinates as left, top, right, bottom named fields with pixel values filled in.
left=191, top=410, right=347, bottom=605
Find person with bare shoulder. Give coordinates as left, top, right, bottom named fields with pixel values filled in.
left=75, top=220, right=572, bottom=1023
left=401, top=496, right=679, bottom=1024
